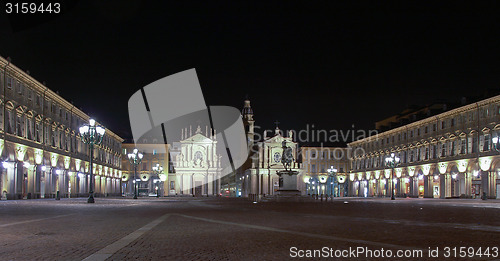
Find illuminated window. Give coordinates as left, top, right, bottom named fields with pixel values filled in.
left=16, top=115, right=23, bottom=137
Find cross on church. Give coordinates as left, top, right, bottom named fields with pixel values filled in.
left=274, top=120, right=280, bottom=129
left=195, top=120, right=202, bottom=134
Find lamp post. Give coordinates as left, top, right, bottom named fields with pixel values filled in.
left=385, top=153, right=400, bottom=200
left=128, top=149, right=143, bottom=199
left=327, top=166, right=338, bottom=197
left=79, top=119, right=105, bottom=203
left=310, top=177, right=320, bottom=198
left=152, top=163, right=164, bottom=197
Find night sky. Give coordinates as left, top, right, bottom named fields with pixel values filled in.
left=1, top=1, right=499, bottom=146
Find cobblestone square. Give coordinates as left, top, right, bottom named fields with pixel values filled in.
left=0, top=197, right=499, bottom=260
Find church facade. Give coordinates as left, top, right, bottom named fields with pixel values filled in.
left=237, top=99, right=302, bottom=198
left=122, top=125, right=222, bottom=197
left=170, top=125, right=222, bottom=196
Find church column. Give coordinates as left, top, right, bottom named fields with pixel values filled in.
left=262, top=173, right=269, bottom=195
left=181, top=147, right=185, bottom=167
left=205, top=174, right=208, bottom=195
left=259, top=146, right=264, bottom=168
left=207, top=147, right=211, bottom=167
left=251, top=172, right=258, bottom=195
left=214, top=174, right=218, bottom=195
left=212, top=144, right=216, bottom=167
left=216, top=174, right=220, bottom=195
left=259, top=173, right=263, bottom=195
left=269, top=172, right=273, bottom=195
left=180, top=174, right=184, bottom=194
left=208, top=174, right=213, bottom=195
left=191, top=174, right=194, bottom=195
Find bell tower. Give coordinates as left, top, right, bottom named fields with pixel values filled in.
left=241, top=99, right=255, bottom=145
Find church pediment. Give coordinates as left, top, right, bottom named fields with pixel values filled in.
left=181, top=133, right=214, bottom=143
left=264, top=134, right=295, bottom=147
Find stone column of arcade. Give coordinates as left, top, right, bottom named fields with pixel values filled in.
left=422, top=175, right=430, bottom=198
left=439, top=174, right=446, bottom=199
left=481, top=170, right=489, bottom=199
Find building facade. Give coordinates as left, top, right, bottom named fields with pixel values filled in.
left=300, top=147, right=350, bottom=197
left=348, top=95, right=500, bottom=199
left=170, top=125, right=222, bottom=196
left=121, top=125, right=222, bottom=197
left=121, top=143, right=170, bottom=197
left=237, top=99, right=302, bottom=198
left=0, top=56, right=123, bottom=200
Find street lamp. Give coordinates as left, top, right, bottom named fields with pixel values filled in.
left=152, top=163, right=164, bottom=197
left=327, top=166, right=338, bottom=197
left=385, top=153, right=400, bottom=200
left=79, top=118, right=105, bottom=203
left=128, top=149, right=143, bottom=199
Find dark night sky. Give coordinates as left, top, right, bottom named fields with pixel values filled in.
left=1, top=1, right=499, bottom=145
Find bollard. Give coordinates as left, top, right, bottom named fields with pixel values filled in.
left=56, top=191, right=60, bottom=200
left=320, top=194, right=323, bottom=201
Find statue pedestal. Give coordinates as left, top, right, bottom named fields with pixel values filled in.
left=276, top=171, right=301, bottom=198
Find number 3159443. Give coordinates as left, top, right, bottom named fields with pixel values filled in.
left=6, top=3, right=61, bottom=14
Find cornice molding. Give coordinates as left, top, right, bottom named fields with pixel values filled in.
left=349, top=95, right=500, bottom=146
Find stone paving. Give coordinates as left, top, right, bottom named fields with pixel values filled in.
left=0, top=197, right=499, bottom=260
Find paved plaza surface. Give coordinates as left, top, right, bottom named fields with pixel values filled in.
left=0, top=197, right=499, bottom=261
